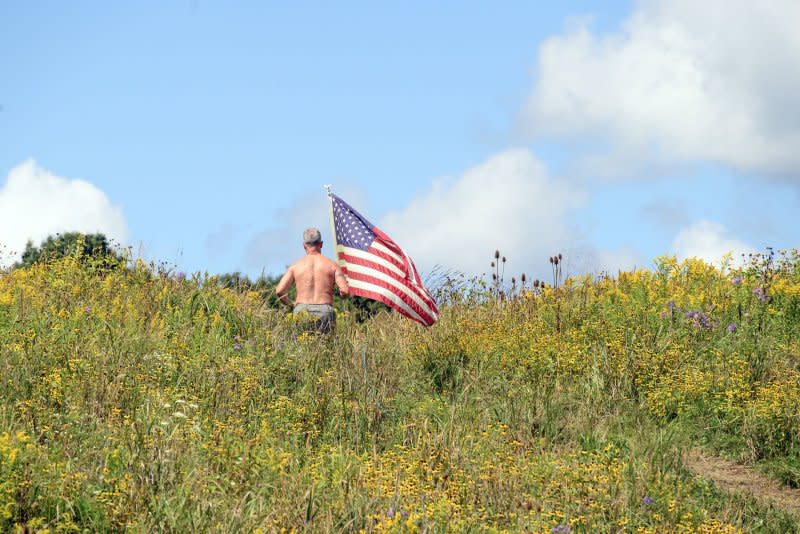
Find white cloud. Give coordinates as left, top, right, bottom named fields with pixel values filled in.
left=245, top=186, right=367, bottom=272
left=0, top=159, right=127, bottom=266
left=520, top=0, right=800, bottom=176
left=670, top=220, right=755, bottom=265
left=381, top=149, right=586, bottom=277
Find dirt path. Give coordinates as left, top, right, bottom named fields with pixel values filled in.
left=685, top=449, right=800, bottom=514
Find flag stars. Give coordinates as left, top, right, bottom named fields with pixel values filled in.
left=331, top=196, right=377, bottom=251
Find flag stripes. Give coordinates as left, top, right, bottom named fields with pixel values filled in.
left=344, top=279, right=426, bottom=324
left=328, top=192, right=438, bottom=327
left=342, top=261, right=437, bottom=325
left=336, top=245, right=437, bottom=310
left=336, top=245, right=405, bottom=278
left=346, top=274, right=433, bottom=324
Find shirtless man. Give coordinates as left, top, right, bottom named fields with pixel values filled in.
left=275, top=228, right=349, bottom=333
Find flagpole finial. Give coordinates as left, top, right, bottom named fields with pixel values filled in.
left=324, top=184, right=332, bottom=197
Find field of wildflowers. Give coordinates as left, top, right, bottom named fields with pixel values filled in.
left=1, top=247, right=799, bottom=532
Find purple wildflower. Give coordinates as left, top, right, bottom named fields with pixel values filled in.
left=731, top=276, right=742, bottom=286
left=753, top=287, right=768, bottom=302
left=233, top=343, right=242, bottom=351
left=684, top=309, right=715, bottom=329
left=552, top=525, right=571, bottom=533
left=643, top=496, right=654, bottom=506
left=666, top=300, right=676, bottom=309
left=176, top=271, right=186, bottom=281
left=727, top=322, right=737, bottom=333
left=386, top=507, right=395, bottom=519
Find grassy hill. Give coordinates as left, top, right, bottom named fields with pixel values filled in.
left=1, top=251, right=799, bottom=532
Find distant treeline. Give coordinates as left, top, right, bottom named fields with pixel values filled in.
left=16, top=232, right=123, bottom=269
left=14, top=232, right=389, bottom=321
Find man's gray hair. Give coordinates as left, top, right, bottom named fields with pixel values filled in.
left=303, top=227, right=322, bottom=245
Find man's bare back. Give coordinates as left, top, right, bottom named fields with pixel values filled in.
left=278, top=254, right=345, bottom=305
left=276, top=228, right=349, bottom=307
left=276, top=228, right=349, bottom=334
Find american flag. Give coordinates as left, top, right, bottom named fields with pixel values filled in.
left=328, top=192, right=438, bottom=326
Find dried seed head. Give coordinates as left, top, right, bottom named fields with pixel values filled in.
left=558, top=253, right=562, bottom=260
left=502, top=256, right=506, bottom=263
left=511, top=277, right=516, bottom=285
left=495, top=250, right=500, bottom=259
left=491, top=261, right=495, bottom=268
left=492, top=273, right=497, bottom=281
left=549, top=257, right=554, bottom=264
left=521, top=273, right=526, bottom=283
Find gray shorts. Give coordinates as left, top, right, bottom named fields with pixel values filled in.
left=293, top=303, right=336, bottom=333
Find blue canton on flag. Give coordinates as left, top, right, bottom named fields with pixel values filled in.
left=331, top=195, right=375, bottom=251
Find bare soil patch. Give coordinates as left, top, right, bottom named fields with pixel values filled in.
left=685, top=449, right=800, bottom=514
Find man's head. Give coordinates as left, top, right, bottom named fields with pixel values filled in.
left=303, top=227, right=323, bottom=252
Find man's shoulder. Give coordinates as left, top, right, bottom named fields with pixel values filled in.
left=317, top=256, right=336, bottom=268
left=289, top=257, right=308, bottom=269
left=292, top=254, right=338, bottom=270
left=310, top=255, right=339, bottom=272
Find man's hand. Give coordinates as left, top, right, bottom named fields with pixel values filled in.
left=335, top=268, right=350, bottom=298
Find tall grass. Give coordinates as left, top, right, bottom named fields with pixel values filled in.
left=1, top=250, right=799, bottom=532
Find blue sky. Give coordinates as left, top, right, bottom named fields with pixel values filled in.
left=2, top=1, right=798, bottom=281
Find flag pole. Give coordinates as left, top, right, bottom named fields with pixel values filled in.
left=325, top=185, right=341, bottom=267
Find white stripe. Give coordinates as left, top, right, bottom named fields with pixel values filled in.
left=336, top=245, right=405, bottom=278
left=347, top=278, right=426, bottom=323
left=345, top=262, right=437, bottom=319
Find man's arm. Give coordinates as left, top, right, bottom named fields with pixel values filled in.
left=334, top=265, right=350, bottom=298
left=275, top=266, right=295, bottom=306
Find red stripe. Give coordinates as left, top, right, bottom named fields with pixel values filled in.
left=339, top=251, right=438, bottom=311
left=373, top=228, right=403, bottom=256
left=368, top=243, right=406, bottom=272
left=345, top=270, right=436, bottom=325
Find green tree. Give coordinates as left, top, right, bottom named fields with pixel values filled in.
left=17, top=232, right=121, bottom=268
